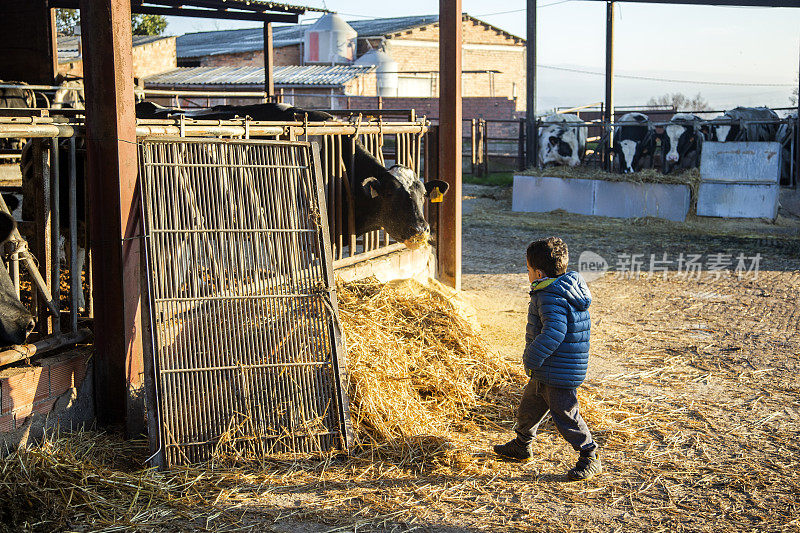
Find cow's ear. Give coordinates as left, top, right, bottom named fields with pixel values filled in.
left=425, top=180, right=449, bottom=200
left=361, top=176, right=382, bottom=199
left=0, top=213, right=15, bottom=244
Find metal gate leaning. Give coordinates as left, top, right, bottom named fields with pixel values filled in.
left=138, top=137, right=352, bottom=467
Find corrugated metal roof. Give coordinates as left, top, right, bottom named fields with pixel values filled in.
left=176, top=13, right=523, bottom=59
left=58, top=34, right=172, bottom=62
left=348, top=15, right=440, bottom=38
left=144, top=65, right=374, bottom=87
left=177, top=24, right=306, bottom=59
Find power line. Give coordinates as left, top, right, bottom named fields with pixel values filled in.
left=539, top=64, right=795, bottom=87
left=475, top=1, right=572, bottom=17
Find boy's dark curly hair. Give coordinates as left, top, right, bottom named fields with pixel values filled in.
left=526, top=237, right=569, bottom=278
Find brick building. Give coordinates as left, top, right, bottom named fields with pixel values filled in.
left=170, top=14, right=526, bottom=114
left=57, top=34, right=177, bottom=79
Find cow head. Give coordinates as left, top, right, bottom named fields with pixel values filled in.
left=538, top=125, right=582, bottom=167
left=615, top=131, right=656, bottom=174
left=360, top=165, right=448, bottom=250
left=0, top=213, right=35, bottom=345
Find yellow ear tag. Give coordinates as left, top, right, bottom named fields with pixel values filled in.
left=430, top=186, right=444, bottom=203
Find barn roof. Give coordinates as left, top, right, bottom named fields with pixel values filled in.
left=58, top=34, right=173, bottom=63
left=177, top=25, right=306, bottom=58
left=176, top=13, right=523, bottom=59
left=144, top=64, right=375, bottom=88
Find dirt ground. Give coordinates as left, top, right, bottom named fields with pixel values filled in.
left=14, top=184, right=799, bottom=533
left=221, top=185, right=800, bottom=532
left=458, top=185, right=800, bottom=531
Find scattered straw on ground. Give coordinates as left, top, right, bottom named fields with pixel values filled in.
left=0, top=276, right=797, bottom=532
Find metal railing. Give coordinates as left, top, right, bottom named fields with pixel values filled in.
left=0, top=118, right=92, bottom=366
left=526, top=116, right=798, bottom=186
left=463, top=118, right=526, bottom=176
left=134, top=115, right=430, bottom=265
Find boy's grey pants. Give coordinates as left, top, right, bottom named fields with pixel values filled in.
left=516, top=377, right=597, bottom=453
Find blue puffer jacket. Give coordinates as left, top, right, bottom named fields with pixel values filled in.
left=523, top=270, right=592, bottom=388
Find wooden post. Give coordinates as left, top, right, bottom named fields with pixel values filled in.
left=0, top=0, right=57, bottom=84
left=518, top=118, right=526, bottom=171
left=482, top=119, right=489, bottom=176
left=438, top=0, right=462, bottom=290
left=79, top=0, right=144, bottom=435
left=263, top=21, right=274, bottom=100
left=795, top=37, right=800, bottom=188
left=604, top=1, right=615, bottom=171
left=470, top=118, right=476, bottom=175
left=525, top=0, right=537, bottom=168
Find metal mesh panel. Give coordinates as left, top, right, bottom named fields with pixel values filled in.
left=139, top=137, right=351, bottom=467
left=317, top=129, right=425, bottom=260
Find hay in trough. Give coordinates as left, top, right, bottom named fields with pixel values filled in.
left=520, top=165, right=701, bottom=188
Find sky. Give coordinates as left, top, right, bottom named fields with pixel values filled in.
left=163, top=0, right=800, bottom=110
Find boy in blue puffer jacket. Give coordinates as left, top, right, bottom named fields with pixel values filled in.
left=493, top=237, right=601, bottom=481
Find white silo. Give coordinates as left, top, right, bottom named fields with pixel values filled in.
left=354, top=49, right=399, bottom=98
left=303, top=14, right=357, bottom=65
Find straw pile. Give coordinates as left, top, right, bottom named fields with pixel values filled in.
left=336, top=277, right=514, bottom=457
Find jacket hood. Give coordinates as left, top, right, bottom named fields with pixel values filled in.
left=532, top=271, right=592, bottom=311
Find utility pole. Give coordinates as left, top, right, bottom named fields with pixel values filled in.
left=526, top=0, right=537, bottom=168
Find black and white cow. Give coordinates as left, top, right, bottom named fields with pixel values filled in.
left=135, top=102, right=449, bottom=249
left=662, top=113, right=704, bottom=174
left=0, top=213, right=36, bottom=345
left=537, top=113, right=586, bottom=168
left=778, top=112, right=797, bottom=186
left=613, top=112, right=656, bottom=174
left=0, top=81, right=35, bottom=151
left=705, top=107, right=780, bottom=143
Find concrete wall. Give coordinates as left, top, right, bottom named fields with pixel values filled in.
left=334, top=246, right=436, bottom=284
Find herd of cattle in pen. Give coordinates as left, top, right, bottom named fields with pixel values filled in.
left=538, top=107, right=798, bottom=182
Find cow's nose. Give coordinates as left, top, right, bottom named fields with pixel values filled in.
left=26, top=318, right=36, bottom=335
left=414, top=222, right=430, bottom=235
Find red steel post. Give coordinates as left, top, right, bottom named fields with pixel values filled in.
left=438, top=0, right=462, bottom=290
left=264, top=21, right=275, bottom=100
left=78, top=0, right=145, bottom=434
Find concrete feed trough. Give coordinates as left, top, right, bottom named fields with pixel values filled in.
left=512, top=175, right=691, bottom=222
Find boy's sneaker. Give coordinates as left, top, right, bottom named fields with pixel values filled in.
left=493, top=438, right=531, bottom=462
left=567, top=453, right=602, bottom=481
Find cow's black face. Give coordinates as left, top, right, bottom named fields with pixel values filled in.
left=360, top=166, right=448, bottom=249
left=0, top=213, right=35, bottom=345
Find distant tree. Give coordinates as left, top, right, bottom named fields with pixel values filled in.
left=647, top=92, right=710, bottom=112
left=55, top=8, right=80, bottom=35
left=791, top=85, right=798, bottom=106
left=54, top=9, right=167, bottom=37
left=132, top=14, right=168, bottom=36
